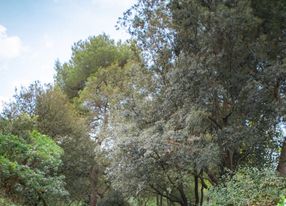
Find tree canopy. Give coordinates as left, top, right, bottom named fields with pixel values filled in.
left=1, top=1, right=286, bottom=205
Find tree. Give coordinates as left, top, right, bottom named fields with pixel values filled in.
left=1, top=83, right=96, bottom=205
left=109, top=0, right=286, bottom=204
left=55, top=36, right=144, bottom=205
left=0, top=131, right=67, bottom=206
left=1, top=82, right=44, bottom=125
left=36, top=86, right=96, bottom=203
left=121, top=0, right=286, bottom=170
left=55, top=34, right=131, bottom=99
left=207, top=167, right=286, bottom=206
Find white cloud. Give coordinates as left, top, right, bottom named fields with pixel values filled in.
left=0, top=25, right=23, bottom=59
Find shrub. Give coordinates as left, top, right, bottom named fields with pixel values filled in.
left=207, top=167, right=286, bottom=206
left=0, top=131, right=67, bottom=205
left=277, top=196, right=286, bottom=206
left=97, top=191, right=129, bottom=206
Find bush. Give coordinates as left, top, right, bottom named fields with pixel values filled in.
left=207, top=167, right=286, bottom=206
left=277, top=196, right=286, bottom=206
left=97, top=191, right=129, bottom=206
left=0, top=194, right=22, bottom=206
left=0, top=131, right=67, bottom=205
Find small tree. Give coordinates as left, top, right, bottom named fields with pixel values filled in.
left=0, top=131, right=67, bottom=205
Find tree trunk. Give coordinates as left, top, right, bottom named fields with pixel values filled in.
left=178, top=184, right=188, bottom=206
left=167, top=198, right=172, bottom=206
left=200, top=179, right=204, bottom=206
left=90, top=165, right=98, bottom=206
left=194, top=175, right=199, bottom=206
left=156, top=195, right=159, bottom=206
left=277, top=137, right=286, bottom=176
left=179, top=201, right=188, bottom=206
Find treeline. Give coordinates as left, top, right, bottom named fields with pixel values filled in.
left=1, top=0, right=286, bottom=205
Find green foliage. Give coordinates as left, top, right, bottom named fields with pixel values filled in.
left=0, top=131, right=67, bottom=205
left=1, top=1, right=286, bottom=204
left=35, top=87, right=96, bottom=203
left=55, top=34, right=132, bottom=99
left=1, top=83, right=96, bottom=204
left=55, top=34, right=145, bottom=205
left=0, top=194, right=22, bottom=206
left=207, top=167, right=286, bottom=206
left=277, top=196, right=286, bottom=206
left=2, top=81, right=44, bottom=118
left=97, top=191, right=129, bottom=206
left=112, top=0, right=286, bottom=205
left=36, top=87, right=87, bottom=139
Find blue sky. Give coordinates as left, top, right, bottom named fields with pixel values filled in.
left=0, top=0, right=134, bottom=107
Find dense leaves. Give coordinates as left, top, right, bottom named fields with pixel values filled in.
left=111, top=0, right=286, bottom=205
left=207, top=167, right=286, bottom=206
left=55, top=34, right=132, bottom=99
left=0, top=131, right=67, bottom=205
left=1, top=1, right=286, bottom=205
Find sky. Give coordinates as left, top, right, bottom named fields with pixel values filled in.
left=0, top=0, right=135, bottom=107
